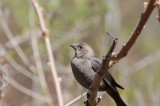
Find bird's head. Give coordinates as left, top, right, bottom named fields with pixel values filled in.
left=70, top=43, right=95, bottom=59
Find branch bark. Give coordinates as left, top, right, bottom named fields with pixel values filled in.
left=87, top=0, right=157, bottom=105
left=112, top=0, right=156, bottom=62
left=87, top=38, right=118, bottom=106
left=32, top=0, right=63, bottom=106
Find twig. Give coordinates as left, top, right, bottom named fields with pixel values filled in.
left=9, top=76, right=48, bottom=102
left=65, top=92, right=87, bottom=106
left=32, top=0, right=48, bottom=36
left=106, top=32, right=118, bottom=41
left=0, top=10, right=37, bottom=74
left=32, top=0, right=63, bottom=106
left=29, top=4, right=54, bottom=106
left=87, top=0, right=157, bottom=105
left=0, top=44, right=37, bottom=80
left=4, top=28, right=41, bottom=50
left=111, top=0, right=157, bottom=63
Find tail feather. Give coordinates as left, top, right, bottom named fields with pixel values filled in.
left=106, top=90, right=127, bottom=106
left=115, top=98, right=127, bottom=106
left=115, top=82, right=124, bottom=90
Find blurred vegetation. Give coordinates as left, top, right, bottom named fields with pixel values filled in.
left=0, top=0, right=160, bottom=106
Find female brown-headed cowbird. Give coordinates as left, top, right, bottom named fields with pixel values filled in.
left=70, top=43, right=126, bottom=106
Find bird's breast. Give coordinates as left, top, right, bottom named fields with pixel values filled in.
left=71, top=58, right=93, bottom=73
left=71, top=58, right=95, bottom=89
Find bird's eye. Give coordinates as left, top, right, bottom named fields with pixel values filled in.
left=78, top=46, right=82, bottom=50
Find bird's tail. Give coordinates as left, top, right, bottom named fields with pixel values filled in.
left=115, top=82, right=124, bottom=90
left=106, top=90, right=127, bottom=106
left=114, top=97, right=127, bottom=106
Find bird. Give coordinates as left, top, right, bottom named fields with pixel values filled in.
left=70, top=43, right=126, bottom=106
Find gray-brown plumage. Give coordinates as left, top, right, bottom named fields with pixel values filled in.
left=70, top=43, right=126, bottom=106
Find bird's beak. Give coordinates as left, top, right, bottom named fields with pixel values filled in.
left=70, top=44, right=77, bottom=50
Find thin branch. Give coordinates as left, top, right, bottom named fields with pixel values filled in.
left=4, top=28, right=41, bottom=50
left=32, top=0, right=48, bottom=36
left=65, top=92, right=87, bottom=106
left=9, top=77, right=48, bottom=102
left=44, top=37, right=63, bottom=105
left=29, top=4, right=54, bottom=106
left=0, top=44, right=38, bottom=80
left=31, top=33, right=53, bottom=106
left=31, top=0, right=63, bottom=106
left=111, top=0, right=156, bottom=62
left=87, top=0, right=157, bottom=105
left=0, top=10, right=37, bottom=74
left=87, top=38, right=118, bottom=106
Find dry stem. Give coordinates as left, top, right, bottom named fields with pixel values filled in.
left=32, top=0, right=63, bottom=106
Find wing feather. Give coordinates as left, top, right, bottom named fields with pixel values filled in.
left=89, top=57, right=124, bottom=90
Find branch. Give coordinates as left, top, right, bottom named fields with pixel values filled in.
left=32, top=0, right=48, bottom=36
left=87, top=0, right=157, bottom=105
left=0, top=44, right=37, bottom=80
left=65, top=92, right=87, bottom=106
left=31, top=0, right=63, bottom=106
left=29, top=4, right=54, bottom=105
left=111, top=0, right=156, bottom=62
left=0, top=10, right=37, bottom=74
left=9, top=77, right=48, bottom=102
left=87, top=38, right=118, bottom=106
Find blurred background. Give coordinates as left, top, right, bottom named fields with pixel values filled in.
left=0, top=0, right=159, bottom=106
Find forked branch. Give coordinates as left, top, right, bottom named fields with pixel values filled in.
left=87, top=0, right=158, bottom=106
left=111, top=0, right=157, bottom=62
left=87, top=37, right=118, bottom=106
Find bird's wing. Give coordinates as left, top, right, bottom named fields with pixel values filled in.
left=89, top=57, right=101, bottom=72
left=89, top=57, right=124, bottom=90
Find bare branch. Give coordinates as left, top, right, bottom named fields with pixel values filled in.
left=31, top=0, right=63, bottom=106
left=87, top=0, right=157, bottom=105
left=0, top=10, right=37, bottom=74
left=112, top=0, right=156, bottom=62
left=106, top=32, right=118, bottom=41
left=4, top=28, right=41, bottom=50
left=87, top=38, right=118, bottom=106
left=30, top=7, right=53, bottom=105
left=9, top=77, right=48, bottom=102
left=65, top=92, right=87, bottom=106
left=32, top=0, right=48, bottom=36
left=0, top=45, right=37, bottom=80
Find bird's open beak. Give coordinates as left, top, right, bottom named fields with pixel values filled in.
left=70, top=44, right=77, bottom=50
